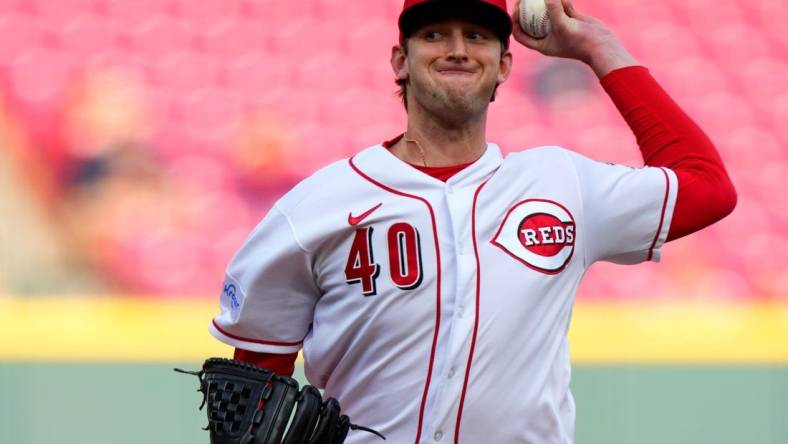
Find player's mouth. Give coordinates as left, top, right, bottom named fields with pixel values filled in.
left=435, top=68, right=477, bottom=76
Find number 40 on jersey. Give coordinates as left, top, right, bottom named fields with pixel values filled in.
left=345, top=223, right=423, bottom=296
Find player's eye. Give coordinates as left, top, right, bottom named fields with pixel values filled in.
left=424, top=31, right=441, bottom=41
left=467, top=32, right=484, bottom=41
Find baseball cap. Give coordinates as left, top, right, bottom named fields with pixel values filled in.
left=398, top=0, right=512, bottom=47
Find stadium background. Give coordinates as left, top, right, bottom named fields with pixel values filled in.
left=1, top=0, right=786, bottom=442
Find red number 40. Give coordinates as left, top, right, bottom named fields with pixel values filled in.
left=345, top=223, right=423, bottom=296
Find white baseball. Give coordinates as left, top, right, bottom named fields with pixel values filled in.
left=519, top=0, right=551, bottom=39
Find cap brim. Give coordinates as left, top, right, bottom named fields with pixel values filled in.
left=399, top=0, right=512, bottom=46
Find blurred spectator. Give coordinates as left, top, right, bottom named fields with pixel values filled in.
left=230, top=110, right=300, bottom=202
left=0, top=0, right=785, bottom=299
left=0, top=89, right=107, bottom=294
left=61, top=68, right=154, bottom=188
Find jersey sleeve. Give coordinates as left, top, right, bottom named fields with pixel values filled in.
left=567, top=150, right=678, bottom=265
left=209, top=203, right=320, bottom=354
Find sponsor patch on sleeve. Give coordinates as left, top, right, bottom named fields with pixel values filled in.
left=221, top=276, right=245, bottom=322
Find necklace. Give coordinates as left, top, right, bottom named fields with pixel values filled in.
left=404, top=136, right=428, bottom=167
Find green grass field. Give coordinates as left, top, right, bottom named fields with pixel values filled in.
left=1, top=362, right=786, bottom=444
left=1, top=298, right=786, bottom=443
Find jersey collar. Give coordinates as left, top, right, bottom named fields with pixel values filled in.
left=349, top=142, right=504, bottom=192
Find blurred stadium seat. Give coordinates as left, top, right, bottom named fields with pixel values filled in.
left=57, top=14, right=117, bottom=60
left=128, top=15, right=195, bottom=58
left=0, top=0, right=784, bottom=299
left=0, top=14, right=44, bottom=65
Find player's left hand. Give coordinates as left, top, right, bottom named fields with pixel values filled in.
left=511, top=0, right=639, bottom=78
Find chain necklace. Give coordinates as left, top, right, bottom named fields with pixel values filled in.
left=404, top=136, right=428, bottom=167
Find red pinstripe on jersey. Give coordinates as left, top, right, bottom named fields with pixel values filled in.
left=647, top=168, right=671, bottom=261
left=348, top=156, right=443, bottom=444
left=453, top=179, right=489, bottom=443
left=212, top=319, right=304, bottom=346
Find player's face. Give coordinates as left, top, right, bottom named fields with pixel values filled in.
left=392, top=18, right=513, bottom=120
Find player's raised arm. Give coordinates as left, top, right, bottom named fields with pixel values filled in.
left=511, top=0, right=737, bottom=240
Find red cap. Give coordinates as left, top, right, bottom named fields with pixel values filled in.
left=398, top=0, right=512, bottom=46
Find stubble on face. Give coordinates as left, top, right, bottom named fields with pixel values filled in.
left=403, top=23, right=505, bottom=127
left=420, top=72, right=496, bottom=121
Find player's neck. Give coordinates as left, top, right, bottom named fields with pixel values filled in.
left=391, top=108, right=489, bottom=168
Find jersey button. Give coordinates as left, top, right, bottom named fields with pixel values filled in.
left=448, top=368, right=455, bottom=378
left=434, top=431, right=443, bottom=441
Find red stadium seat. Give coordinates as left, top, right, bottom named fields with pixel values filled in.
left=127, top=15, right=196, bottom=58
left=679, top=0, right=747, bottom=37
left=295, top=52, right=366, bottom=91
left=240, top=0, right=303, bottom=24
left=196, top=18, right=271, bottom=56
left=0, top=14, right=44, bottom=66
left=365, top=59, right=400, bottom=91
left=735, top=57, right=788, bottom=113
left=177, top=87, right=244, bottom=146
left=544, top=90, right=618, bottom=138
left=9, top=49, right=74, bottom=106
left=766, top=93, right=788, bottom=145
left=252, top=88, right=326, bottom=126
left=346, top=121, right=404, bottom=154
left=703, top=23, right=773, bottom=67
left=656, top=56, right=730, bottom=101
left=315, top=0, right=398, bottom=26
left=289, top=121, right=353, bottom=170
left=171, top=0, right=242, bottom=27
left=151, top=50, right=219, bottom=97
left=83, top=49, right=148, bottom=78
left=269, top=18, right=345, bottom=58
left=725, top=125, right=783, bottom=171
left=494, top=124, right=555, bottom=155
left=343, top=19, right=395, bottom=64
left=30, top=0, right=100, bottom=20
left=630, top=22, right=702, bottom=66
left=103, top=0, right=173, bottom=29
left=222, top=52, right=295, bottom=105
left=754, top=0, right=788, bottom=57
left=323, top=87, right=401, bottom=132
left=611, top=2, right=676, bottom=39
left=487, top=91, right=538, bottom=134
left=570, top=124, right=642, bottom=166
left=682, top=91, right=757, bottom=142
left=57, top=14, right=118, bottom=60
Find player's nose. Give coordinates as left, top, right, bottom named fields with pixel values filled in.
left=445, top=30, right=470, bottom=61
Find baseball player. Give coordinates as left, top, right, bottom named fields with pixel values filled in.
left=209, top=0, right=737, bottom=442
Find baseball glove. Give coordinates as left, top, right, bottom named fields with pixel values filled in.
left=175, top=358, right=384, bottom=444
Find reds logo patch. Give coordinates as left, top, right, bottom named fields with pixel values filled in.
left=492, top=199, right=576, bottom=274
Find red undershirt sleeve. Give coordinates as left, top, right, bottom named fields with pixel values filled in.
left=234, top=348, right=298, bottom=377
left=600, top=66, right=737, bottom=241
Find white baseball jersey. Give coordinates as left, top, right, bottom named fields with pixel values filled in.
left=210, top=143, right=677, bottom=444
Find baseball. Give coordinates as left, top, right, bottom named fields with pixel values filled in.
left=519, top=0, right=551, bottom=39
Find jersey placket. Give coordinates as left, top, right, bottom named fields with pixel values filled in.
left=427, top=181, right=481, bottom=443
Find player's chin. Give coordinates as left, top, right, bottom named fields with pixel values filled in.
left=436, top=77, right=481, bottom=94
left=441, top=92, right=489, bottom=115
left=448, top=85, right=494, bottom=106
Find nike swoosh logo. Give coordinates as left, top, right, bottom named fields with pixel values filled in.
left=348, top=203, right=383, bottom=226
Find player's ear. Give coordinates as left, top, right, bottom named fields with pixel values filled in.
left=497, top=50, right=513, bottom=85
left=391, top=44, right=409, bottom=81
